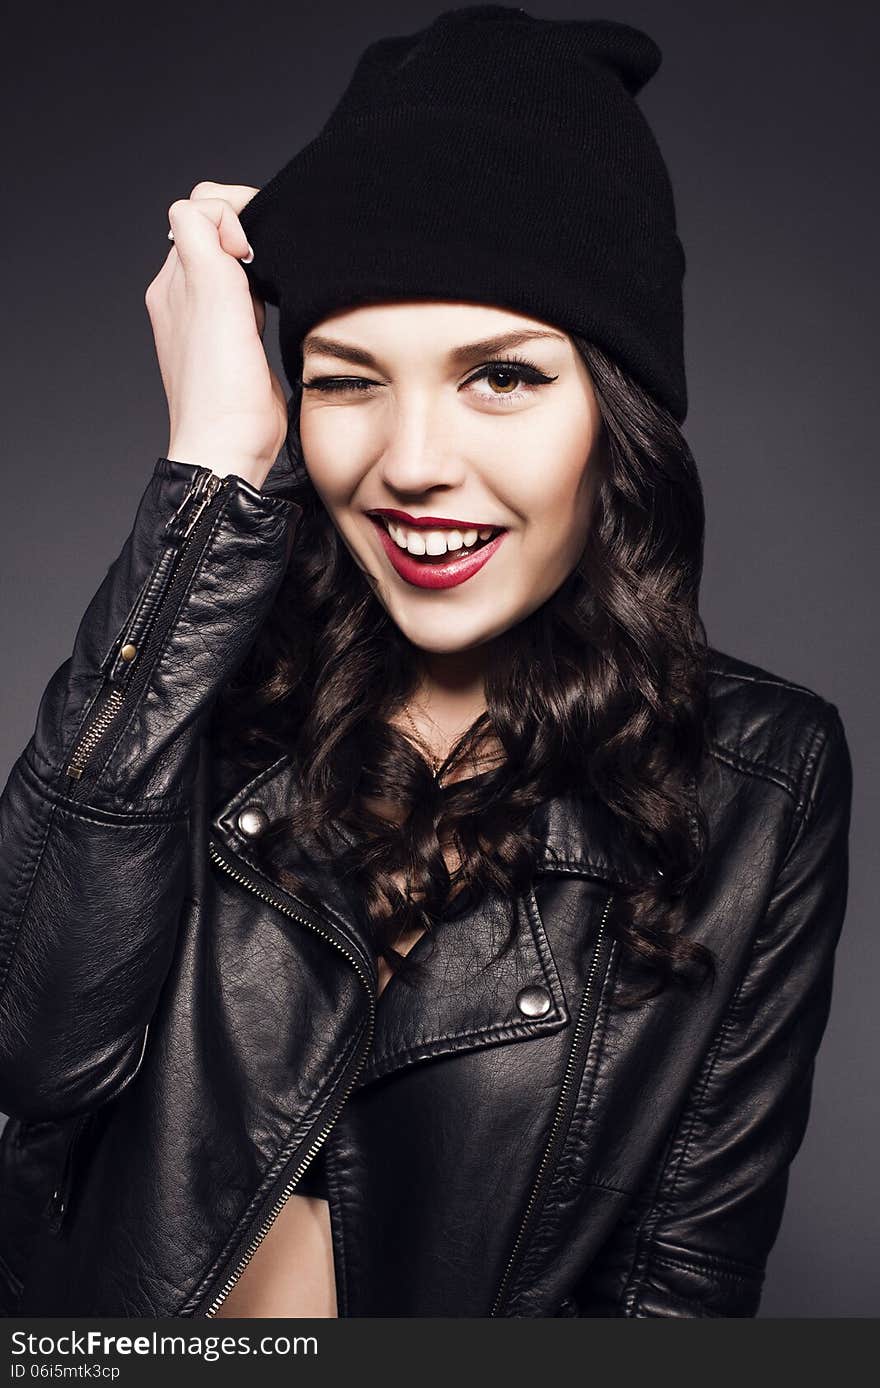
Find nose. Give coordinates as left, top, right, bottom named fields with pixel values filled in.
left=377, top=393, right=467, bottom=496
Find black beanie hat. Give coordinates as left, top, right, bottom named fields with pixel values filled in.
left=238, top=4, right=688, bottom=423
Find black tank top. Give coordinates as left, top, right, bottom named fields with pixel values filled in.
left=294, top=1147, right=329, bottom=1199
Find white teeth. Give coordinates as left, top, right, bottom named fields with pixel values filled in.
left=382, top=518, right=497, bottom=557
left=423, top=530, right=448, bottom=556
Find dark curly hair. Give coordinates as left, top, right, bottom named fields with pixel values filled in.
left=211, top=334, right=717, bottom=1007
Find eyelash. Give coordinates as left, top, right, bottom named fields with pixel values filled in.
left=298, top=354, right=558, bottom=404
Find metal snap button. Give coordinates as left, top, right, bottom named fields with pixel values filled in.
left=516, top=984, right=552, bottom=1018
left=237, top=805, right=269, bottom=838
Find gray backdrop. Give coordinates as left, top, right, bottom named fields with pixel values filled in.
left=1, top=0, right=876, bottom=1317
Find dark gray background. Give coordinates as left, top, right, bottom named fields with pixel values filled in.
left=1, top=1, right=876, bottom=1316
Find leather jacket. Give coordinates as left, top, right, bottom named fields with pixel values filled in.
left=0, top=455, right=853, bottom=1318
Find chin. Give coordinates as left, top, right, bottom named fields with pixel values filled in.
left=389, top=607, right=515, bottom=655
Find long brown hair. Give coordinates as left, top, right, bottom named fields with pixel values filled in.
left=211, top=335, right=716, bottom=1006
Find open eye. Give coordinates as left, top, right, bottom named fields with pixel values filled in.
left=463, top=357, right=558, bottom=404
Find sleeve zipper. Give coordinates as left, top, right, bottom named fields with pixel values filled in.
left=64, top=469, right=230, bottom=791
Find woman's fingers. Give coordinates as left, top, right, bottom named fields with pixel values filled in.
left=166, top=195, right=252, bottom=269
left=186, top=180, right=260, bottom=263
left=164, top=182, right=261, bottom=274
left=162, top=182, right=268, bottom=338
left=188, top=183, right=268, bottom=337
left=189, top=180, right=260, bottom=215
left=166, top=180, right=261, bottom=268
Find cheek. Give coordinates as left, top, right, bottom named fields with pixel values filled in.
left=298, top=413, right=363, bottom=521
left=298, top=410, right=333, bottom=490
left=509, top=416, right=597, bottom=547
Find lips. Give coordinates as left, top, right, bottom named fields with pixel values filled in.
left=369, top=516, right=508, bottom=590
left=368, top=508, right=500, bottom=531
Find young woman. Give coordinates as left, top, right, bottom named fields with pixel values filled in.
left=0, top=8, right=852, bottom=1319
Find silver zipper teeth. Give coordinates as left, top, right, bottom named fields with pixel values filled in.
left=66, top=689, right=126, bottom=780
left=65, top=470, right=224, bottom=782
left=202, top=842, right=376, bottom=1319
left=490, top=892, right=614, bottom=1317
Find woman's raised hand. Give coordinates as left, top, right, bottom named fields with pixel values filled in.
left=145, top=181, right=289, bottom=490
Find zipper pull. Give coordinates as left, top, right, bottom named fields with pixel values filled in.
left=163, top=469, right=224, bottom=545
left=46, top=1115, right=91, bottom=1234
left=180, top=470, right=224, bottom=539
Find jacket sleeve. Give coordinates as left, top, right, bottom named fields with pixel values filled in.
left=0, top=456, right=299, bottom=1121
left=575, top=701, right=853, bottom=1317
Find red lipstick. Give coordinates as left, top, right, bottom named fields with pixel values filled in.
left=368, top=508, right=502, bottom=531
left=369, top=517, right=507, bottom=590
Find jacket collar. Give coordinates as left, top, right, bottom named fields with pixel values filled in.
left=211, top=748, right=657, bottom=892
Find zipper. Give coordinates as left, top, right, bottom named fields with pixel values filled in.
left=45, top=1023, right=151, bottom=1235
left=65, top=469, right=228, bottom=788
left=198, top=842, right=377, bottom=1319
left=490, top=892, right=615, bottom=1317
left=47, top=1113, right=92, bottom=1234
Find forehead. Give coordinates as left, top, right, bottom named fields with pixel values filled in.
left=301, top=300, right=569, bottom=364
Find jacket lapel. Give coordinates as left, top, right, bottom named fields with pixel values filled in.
left=210, top=748, right=377, bottom=970
left=356, top=879, right=569, bottom=1087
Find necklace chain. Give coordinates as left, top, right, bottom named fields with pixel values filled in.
left=400, top=701, right=442, bottom=779
left=399, top=701, right=498, bottom=784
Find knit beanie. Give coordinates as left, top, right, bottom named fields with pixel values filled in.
left=238, top=4, right=688, bottom=423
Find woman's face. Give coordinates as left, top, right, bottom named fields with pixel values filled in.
left=298, top=301, right=603, bottom=654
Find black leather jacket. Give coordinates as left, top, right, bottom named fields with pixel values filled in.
left=0, top=456, right=853, bottom=1318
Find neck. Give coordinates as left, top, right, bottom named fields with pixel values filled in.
left=411, top=644, right=490, bottom=726
left=396, top=642, right=506, bottom=784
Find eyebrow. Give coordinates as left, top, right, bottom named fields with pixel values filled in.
left=300, top=329, right=566, bottom=370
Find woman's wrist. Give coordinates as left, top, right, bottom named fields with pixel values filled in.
left=165, top=441, right=275, bottom=490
